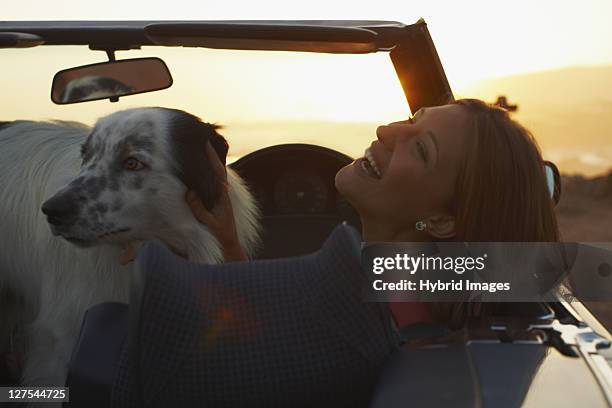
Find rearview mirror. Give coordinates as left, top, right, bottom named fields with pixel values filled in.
left=51, top=57, right=173, bottom=104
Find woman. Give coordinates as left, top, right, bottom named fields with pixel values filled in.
left=183, top=98, right=559, bottom=330
left=107, top=99, right=559, bottom=407
left=118, top=98, right=558, bottom=329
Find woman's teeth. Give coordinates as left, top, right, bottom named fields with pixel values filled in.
left=365, top=148, right=382, bottom=178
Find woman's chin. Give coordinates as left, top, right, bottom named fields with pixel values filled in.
left=335, top=164, right=362, bottom=206
left=335, top=164, right=354, bottom=195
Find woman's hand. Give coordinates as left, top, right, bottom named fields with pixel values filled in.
left=185, top=142, right=248, bottom=262
left=118, top=242, right=138, bottom=266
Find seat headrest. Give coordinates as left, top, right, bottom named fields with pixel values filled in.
left=114, top=223, right=396, bottom=407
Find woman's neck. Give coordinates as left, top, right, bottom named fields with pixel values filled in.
left=361, top=218, right=430, bottom=242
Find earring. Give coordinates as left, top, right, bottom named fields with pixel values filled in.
left=415, top=221, right=427, bottom=231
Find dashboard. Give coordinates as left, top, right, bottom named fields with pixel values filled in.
left=230, top=144, right=361, bottom=258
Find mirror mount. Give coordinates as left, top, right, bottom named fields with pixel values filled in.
left=86, top=46, right=136, bottom=101
left=105, top=49, right=116, bottom=62
left=89, top=43, right=141, bottom=54
left=107, top=50, right=119, bottom=102
left=102, top=51, right=118, bottom=101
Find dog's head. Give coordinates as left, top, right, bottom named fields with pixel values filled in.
left=41, top=107, right=229, bottom=248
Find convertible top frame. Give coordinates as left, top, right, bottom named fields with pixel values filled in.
left=0, top=19, right=454, bottom=112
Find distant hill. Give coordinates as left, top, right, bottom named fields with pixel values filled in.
left=562, top=171, right=612, bottom=202
left=459, top=65, right=612, bottom=176
left=556, top=169, right=612, bottom=242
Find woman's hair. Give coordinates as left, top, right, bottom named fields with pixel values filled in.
left=428, top=98, right=560, bottom=328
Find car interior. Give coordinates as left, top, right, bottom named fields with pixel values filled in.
left=1, top=19, right=611, bottom=407
left=231, top=143, right=360, bottom=258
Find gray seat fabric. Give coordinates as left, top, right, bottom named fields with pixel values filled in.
left=111, top=223, right=399, bottom=408
left=65, top=302, right=128, bottom=407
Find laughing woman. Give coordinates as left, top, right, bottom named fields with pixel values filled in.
left=112, top=98, right=560, bottom=407
left=187, top=98, right=559, bottom=329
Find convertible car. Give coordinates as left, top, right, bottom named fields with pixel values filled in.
left=0, top=19, right=611, bottom=407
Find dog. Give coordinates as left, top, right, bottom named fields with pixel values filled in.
left=0, top=107, right=260, bottom=387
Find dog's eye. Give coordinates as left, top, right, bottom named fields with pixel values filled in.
left=123, top=157, right=144, bottom=171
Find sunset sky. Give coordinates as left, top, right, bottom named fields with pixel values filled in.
left=3, top=0, right=612, bottom=174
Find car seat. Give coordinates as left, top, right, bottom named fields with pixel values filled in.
left=65, top=224, right=398, bottom=407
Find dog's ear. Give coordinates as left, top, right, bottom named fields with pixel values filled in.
left=208, top=124, right=229, bottom=166
left=170, top=111, right=229, bottom=210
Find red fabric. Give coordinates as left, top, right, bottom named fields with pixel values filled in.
left=388, top=302, right=431, bottom=327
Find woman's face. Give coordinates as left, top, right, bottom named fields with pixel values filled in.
left=335, top=104, right=472, bottom=232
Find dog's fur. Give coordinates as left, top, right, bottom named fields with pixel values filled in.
left=0, top=107, right=260, bottom=386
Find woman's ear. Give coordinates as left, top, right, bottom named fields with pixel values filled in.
left=424, top=214, right=456, bottom=239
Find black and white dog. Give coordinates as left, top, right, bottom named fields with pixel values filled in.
left=0, top=108, right=260, bottom=386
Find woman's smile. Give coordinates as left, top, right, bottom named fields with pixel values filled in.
left=354, top=157, right=380, bottom=180
left=335, top=103, right=472, bottom=240
left=353, top=142, right=387, bottom=180
left=365, top=147, right=383, bottom=177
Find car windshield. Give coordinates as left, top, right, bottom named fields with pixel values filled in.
left=2, top=45, right=409, bottom=161
left=2, top=42, right=612, bottom=332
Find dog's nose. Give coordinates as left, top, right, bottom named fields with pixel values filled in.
left=41, top=194, right=79, bottom=225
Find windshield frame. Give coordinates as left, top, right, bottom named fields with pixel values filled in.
left=0, top=19, right=454, bottom=113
